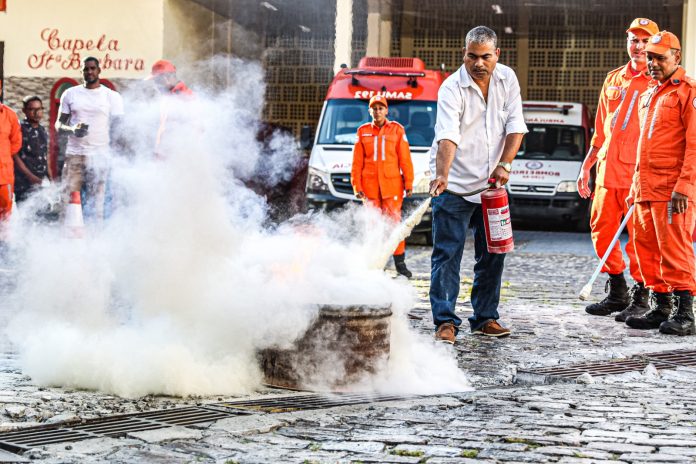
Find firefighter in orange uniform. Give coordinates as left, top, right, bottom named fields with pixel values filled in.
left=578, top=18, right=659, bottom=320
left=146, top=60, right=194, bottom=159
left=0, top=100, right=22, bottom=254
left=624, top=31, right=696, bottom=336
left=352, top=95, right=415, bottom=278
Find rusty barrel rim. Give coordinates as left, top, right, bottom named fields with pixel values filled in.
left=316, top=303, right=392, bottom=318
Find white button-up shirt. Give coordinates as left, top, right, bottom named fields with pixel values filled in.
left=429, top=63, right=528, bottom=203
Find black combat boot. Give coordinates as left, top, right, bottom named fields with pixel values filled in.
left=585, top=273, right=630, bottom=316
left=625, top=291, right=673, bottom=329
left=615, top=282, right=650, bottom=322
left=659, top=290, right=695, bottom=336
left=393, top=253, right=412, bottom=279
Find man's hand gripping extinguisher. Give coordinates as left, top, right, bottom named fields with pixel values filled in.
left=445, top=178, right=514, bottom=254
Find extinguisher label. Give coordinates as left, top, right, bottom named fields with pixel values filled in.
left=487, top=206, right=513, bottom=241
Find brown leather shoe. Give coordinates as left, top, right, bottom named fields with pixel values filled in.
left=435, top=322, right=456, bottom=344
left=472, top=320, right=511, bottom=337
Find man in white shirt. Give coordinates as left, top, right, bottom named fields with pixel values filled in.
left=429, top=26, right=527, bottom=343
left=56, top=56, right=124, bottom=221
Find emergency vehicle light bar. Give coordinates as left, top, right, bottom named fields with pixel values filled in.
left=523, top=103, right=574, bottom=115
left=344, top=70, right=426, bottom=78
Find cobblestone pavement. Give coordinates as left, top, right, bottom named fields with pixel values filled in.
left=3, top=230, right=696, bottom=463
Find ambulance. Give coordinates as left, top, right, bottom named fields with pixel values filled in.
left=508, top=101, right=593, bottom=230
left=303, top=57, right=445, bottom=240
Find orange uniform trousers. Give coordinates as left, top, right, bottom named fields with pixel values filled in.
left=590, top=186, right=640, bottom=280
left=633, top=201, right=696, bottom=294
left=367, top=195, right=405, bottom=256
left=0, top=184, right=13, bottom=241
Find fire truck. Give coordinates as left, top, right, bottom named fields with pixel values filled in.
left=508, top=101, right=593, bottom=230
left=303, top=57, right=444, bottom=239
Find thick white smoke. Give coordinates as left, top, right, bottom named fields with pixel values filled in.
left=3, top=58, right=469, bottom=398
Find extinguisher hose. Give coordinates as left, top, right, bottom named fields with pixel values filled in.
left=442, top=179, right=496, bottom=197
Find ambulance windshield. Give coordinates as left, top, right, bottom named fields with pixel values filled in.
left=317, top=99, right=437, bottom=147
left=518, top=124, right=586, bottom=161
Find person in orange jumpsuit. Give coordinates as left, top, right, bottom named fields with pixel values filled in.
left=351, top=95, right=414, bottom=277
left=0, top=100, right=22, bottom=256
left=577, top=18, right=659, bottom=320
left=146, top=60, right=194, bottom=159
left=624, top=31, right=696, bottom=336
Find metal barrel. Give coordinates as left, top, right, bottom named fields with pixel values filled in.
left=259, top=304, right=392, bottom=392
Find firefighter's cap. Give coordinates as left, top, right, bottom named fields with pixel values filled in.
left=626, top=18, right=659, bottom=36
left=646, top=31, right=681, bottom=55
left=145, top=59, right=177, bottom=80
left=368, top=95, right=388, bottom=109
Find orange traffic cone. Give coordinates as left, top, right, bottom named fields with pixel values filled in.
left=64, top=191, right=84, bottom=238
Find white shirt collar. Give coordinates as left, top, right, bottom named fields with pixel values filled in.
left=458, top=65, right=507, bottom=88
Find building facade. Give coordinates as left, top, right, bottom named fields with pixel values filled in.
left=1, top=0, right=694, bottom=145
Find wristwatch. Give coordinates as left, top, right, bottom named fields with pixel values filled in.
left=497, top=161, right=512, bottom=173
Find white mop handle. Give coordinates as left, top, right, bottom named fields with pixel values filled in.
left=586, top=204, right=635, bottom=287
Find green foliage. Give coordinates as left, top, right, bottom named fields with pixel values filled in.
left=389, top=448, right=425, bottom=457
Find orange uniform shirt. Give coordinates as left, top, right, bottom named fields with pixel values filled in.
left=0, top=104, right=22, bottom=185
left=591, top=63, right=652, bottom=189
left=634, top=67, right=696, bottom=202
left=351, top=120, right=414, bottom=200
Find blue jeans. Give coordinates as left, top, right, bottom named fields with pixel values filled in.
left=430, top=192, right=506, bottom=332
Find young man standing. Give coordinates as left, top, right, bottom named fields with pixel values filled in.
left=14, top=96, right=50, bottom=203
left=56, top=57, right=124, bottom=221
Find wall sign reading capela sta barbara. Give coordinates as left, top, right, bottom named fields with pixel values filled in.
left=27, top=28, right=145, bottom=71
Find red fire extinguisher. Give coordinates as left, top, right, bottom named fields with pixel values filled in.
left=481, top=178, right=514, bottom=254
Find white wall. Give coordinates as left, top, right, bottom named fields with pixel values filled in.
left=684, top=0, right=696, bottom=76
left=0, top=0, right=164, bottom=78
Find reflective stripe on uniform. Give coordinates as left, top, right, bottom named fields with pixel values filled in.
left=621, top=90, right=639, bottom=131
left=610, top=88, right=628, bottom=130
left=647, top=109, right=658, bottom=140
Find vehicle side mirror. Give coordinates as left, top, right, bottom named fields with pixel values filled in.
left=300, top=125, right=314, bottom=150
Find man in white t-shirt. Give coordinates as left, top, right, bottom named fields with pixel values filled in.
left=56, top=56, right=124, bottom=220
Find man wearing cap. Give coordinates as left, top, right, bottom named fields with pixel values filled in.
left=146, top=60, right=193, bottom=159
left=624, top=31, right=696, bottom=336
left=578, top=18, right=659, bottom=322
left=351, top=94, right=415, bottom=278
left=56, top=56, right=124, bottom=221
left=428, top=26, right=527, bottom=342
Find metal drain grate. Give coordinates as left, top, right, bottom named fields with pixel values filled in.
left=0, top=406, right=247, bottom=453
left=642, top=349, right=696, bottom=369
left=0, top=393, right=415, bottom=453
left=517, top=348, right=696, bottom=384
left=219, top=392, right=417, bottom=413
